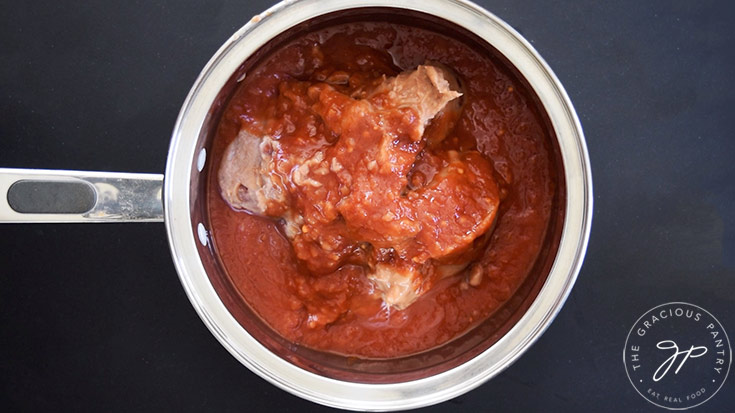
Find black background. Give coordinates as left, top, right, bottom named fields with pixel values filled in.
left=1, top=0, right=733, bottom=411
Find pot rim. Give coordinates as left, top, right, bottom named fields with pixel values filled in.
left=164, top=0, right=592, bottom=410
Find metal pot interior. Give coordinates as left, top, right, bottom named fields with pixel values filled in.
left=185, top=7, right=567, bottom=384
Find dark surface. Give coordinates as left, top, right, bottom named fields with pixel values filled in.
left=1, top=0, right=733, bottom=411
left=7, top=181, right=96, bottom=213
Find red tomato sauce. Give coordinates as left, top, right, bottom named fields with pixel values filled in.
left=207, top=21, right=556, bottom=358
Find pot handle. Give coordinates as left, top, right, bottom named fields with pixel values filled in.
left=0, top=168, right=164, bottom=223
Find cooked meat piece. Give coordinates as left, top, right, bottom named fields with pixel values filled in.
left=218, top=64, right=499, bottom=310
left=367, top=64, right=462, bottom=140
left=218, top=130, right=286, bottom=216
left=421, top=63, right=465, bottom=147
left=360, top=150, right=499, bottom=309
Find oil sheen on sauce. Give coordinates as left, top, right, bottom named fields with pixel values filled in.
left=207, top=22, right=556, bottom=359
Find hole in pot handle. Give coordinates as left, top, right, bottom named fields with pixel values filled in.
left=0, top=168, right=163, bottom=223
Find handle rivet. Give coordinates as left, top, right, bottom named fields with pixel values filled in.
left=197, top=222, right=208, bottom=246
left=197, top=148, right=207, bottom=172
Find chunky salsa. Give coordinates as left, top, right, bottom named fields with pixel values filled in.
left=207, top=21, right=556, bottom=358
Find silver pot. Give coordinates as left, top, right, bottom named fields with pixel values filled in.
left=0, top=0, right=592, bottom=410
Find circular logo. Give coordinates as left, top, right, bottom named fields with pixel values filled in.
left=624, top=302, right=732, bottom=410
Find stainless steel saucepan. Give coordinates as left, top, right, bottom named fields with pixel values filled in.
left=0, top=0, right=592, bottom=410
